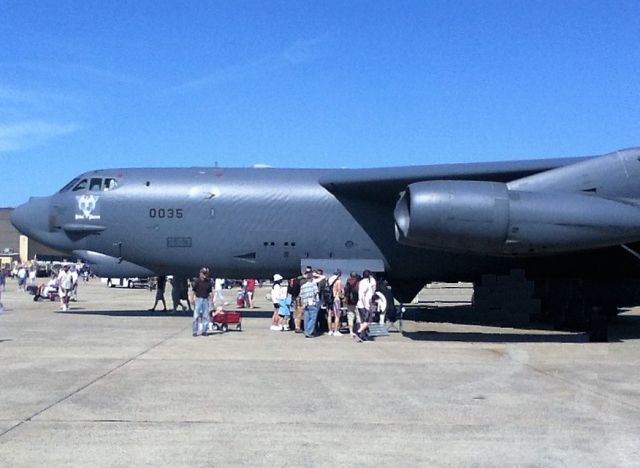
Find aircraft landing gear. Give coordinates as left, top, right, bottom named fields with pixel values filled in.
left=535, top=279, right=611, bottom=342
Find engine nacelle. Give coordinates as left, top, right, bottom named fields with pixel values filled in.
left=394, top=180, right=640, bottom=256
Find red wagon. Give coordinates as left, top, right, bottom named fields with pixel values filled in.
left=211, top=309, right=242, bottom=332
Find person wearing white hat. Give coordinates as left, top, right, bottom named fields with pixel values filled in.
left=270, top=274, right=286, bottom=330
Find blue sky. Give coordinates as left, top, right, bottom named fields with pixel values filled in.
left=2, top=1, right=640, bottom=207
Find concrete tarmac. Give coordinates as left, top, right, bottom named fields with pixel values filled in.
left=0, top=280, right=639, bottom=467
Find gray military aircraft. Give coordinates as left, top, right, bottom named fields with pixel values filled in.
left=11, top=147, right=640, bottom=339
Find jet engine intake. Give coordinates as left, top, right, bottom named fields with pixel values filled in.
left=394, top=180, right=640, bottom=256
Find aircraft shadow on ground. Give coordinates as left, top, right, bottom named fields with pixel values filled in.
left=54, top=308, right=272, bottom=318
left=400, top=330, right=590, bottom=343
left=399, top=304, right=640, bottom=343
left=50, top=304, right=640, bottom=342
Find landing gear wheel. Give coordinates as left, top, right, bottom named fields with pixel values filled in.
left=589, top=309, right=609, bottom=343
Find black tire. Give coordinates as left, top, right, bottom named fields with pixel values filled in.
left=128, top=280, right=133, bottom=289
left=222, top=323, right=228, bottom=332
left=589, top=312, right=609, bottom=343
left=236, top=323, right=242, bottom=331
left=107, top=279, right=114, bottom=288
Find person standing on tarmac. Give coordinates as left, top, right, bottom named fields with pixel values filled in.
left=355, top=270, right=376, bottom=342
left=326, top=269, right=344, bottom=336
left=190, top=268, right=214, bottom=337
left=214, top=277, right=229, bottom=306
left=170, top=276, right=189, bottom=312
left=149, top=275, right=168, bottom=311
left=270, top=274, right=287, bottom=330
left=57, top=264, right=75, bottom=311
left=244, top=278, right=256, bottom=308
left=299, top=270, right=320, bottom=338
left=70, top=265, right=79, bottom=301
left=344, top=272, right=361, bottom=338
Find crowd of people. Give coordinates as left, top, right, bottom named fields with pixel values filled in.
left=267, top=266, right=396, bottom=341
left=1, top=261, right=86, bottom=311
left=2, top=259, right=398, bottom=342
left=184, top=266, right=397, bottom=341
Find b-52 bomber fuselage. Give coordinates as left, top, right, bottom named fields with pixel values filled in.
left=12, top=148, right=640, bottom=335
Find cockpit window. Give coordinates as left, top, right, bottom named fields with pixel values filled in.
left=59, top=178, right=80, bottom=193
left=60, top=177, right=118, bottom=193
left=90, top=178, right=103, bottom=191
left=72, top=179, right=88, bottom=191
left=104, top=178, right=118, bottom=191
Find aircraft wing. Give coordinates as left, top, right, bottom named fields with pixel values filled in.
left=319, top=156, right=589, bottom=198
left=325, top=148, right=640, bottom=259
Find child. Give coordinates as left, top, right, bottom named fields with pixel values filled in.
left=278, top=294, right=292, bottom=331
left=210, top=306, right=225, bottom=332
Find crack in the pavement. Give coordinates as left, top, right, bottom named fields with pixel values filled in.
left=0, top=326, right=189, bottom=440
left=487, top=348, right=640, bottom=414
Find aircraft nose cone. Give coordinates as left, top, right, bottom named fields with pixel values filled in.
left=11, top=197, right=50, bottom=236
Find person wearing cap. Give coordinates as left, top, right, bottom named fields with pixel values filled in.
left=57, top=264, right=75, bottom=311
left=270, top=274, right=286, bottom=330
left=190, top=268, right=214, bottom=337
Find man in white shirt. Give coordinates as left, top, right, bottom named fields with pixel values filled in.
left=355, top=270, right=377, bottom=342
left=57, top=265, right=75, bottom=311
left=17, top=266, right=27, bottom=291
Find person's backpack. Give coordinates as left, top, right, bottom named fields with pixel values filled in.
left=318, top=279, right=333, bottom=306
left=345, top=280, right=359, bottom=305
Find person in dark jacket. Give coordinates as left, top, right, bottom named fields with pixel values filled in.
left=149, top=275, right=167, bottom=311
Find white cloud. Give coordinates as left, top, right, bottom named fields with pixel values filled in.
left=169, top=55, right=272, bottom=92
left=0, top=61, right=143, bottom=86
left=0, top=85, right=81, bottom=107
left=169, top=33, right=333, bottom=93
left=0, top=121, right=80, bottom=152
left=281, top=35, right=331, bottom=65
